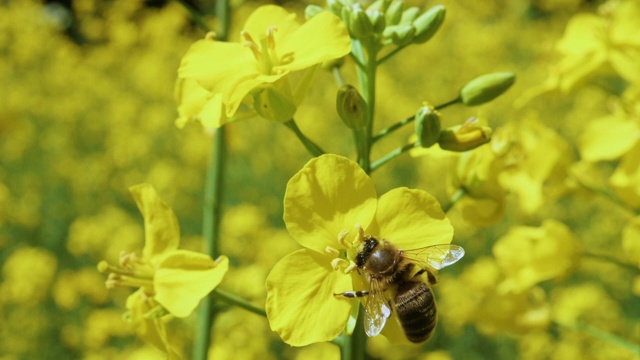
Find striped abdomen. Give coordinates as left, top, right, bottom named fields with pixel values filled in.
left=394, top=281, right=437, bottom=343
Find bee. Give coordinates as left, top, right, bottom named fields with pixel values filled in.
left=335, top=235, right=465, bottom=343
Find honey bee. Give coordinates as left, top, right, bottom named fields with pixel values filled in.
left=336, top=235, right=465, bottom=343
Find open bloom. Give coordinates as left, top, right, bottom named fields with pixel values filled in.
left=265, top=154, right=454, bottom=346
left=176, top=5, right=351, bottom=127
left=98, top=184, right=228, bottom=356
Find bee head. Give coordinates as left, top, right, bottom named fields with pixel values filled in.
left=355, top=236, right=378, bottom=268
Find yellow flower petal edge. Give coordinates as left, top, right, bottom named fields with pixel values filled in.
left=370, top=187, right=454, bottom=250
left=283, top=154, right=377, bottom=254
left=265, top=249, right=353, bottom=346
left=129, top=183, right=180, bottom=263
left=154, top=252, right=229, bottom=318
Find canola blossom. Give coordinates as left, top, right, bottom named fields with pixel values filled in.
left=176, top=5, right=351, bottom=127
left=98, top=184, right=228, bottom=355
left=265, top=154, right=454, bottom=346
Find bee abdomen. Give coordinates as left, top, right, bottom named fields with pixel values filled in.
left=395, top=281, right=437, bottom=343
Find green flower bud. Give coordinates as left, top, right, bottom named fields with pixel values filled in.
left=385, top=0, right=404, bottom=26
left=415, top=105, right=441, bottom=148
left=438, top=118, right=492, bottom=152
left=412, top=5, right=445, bottom=44
left=336, top=85, right=368, bottom=130
left=382, top=24, right=415, bottom=46
left=460, top=72, right=516, bottom=106
left=349, top=6, right=374, bottom=39
left=367, top=0, right=392, bottom=13
left=368, top=10, right=386, bottom=34
left=327, top=0, right=343, bottom=16
left=253, top=86, right=297, bottom=123
left=400, top=7, right=420, bottom=24
left=305, top=5, right=324, bottom=20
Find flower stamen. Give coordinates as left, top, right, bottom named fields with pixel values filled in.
left=331, top=258, right=349, bottom=271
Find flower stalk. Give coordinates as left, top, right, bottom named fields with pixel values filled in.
left=193, top=0, right=229, bottom=359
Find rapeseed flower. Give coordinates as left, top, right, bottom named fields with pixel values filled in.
left=177, top=5, right=351, bottom=127
left=265, top=154, right=454, bottom=346
left=493, top=220, right=580, bottom=294
left=98, top=183, right=228, bottom=357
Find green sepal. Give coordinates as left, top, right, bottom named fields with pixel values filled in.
left=253, top=86, right=297, bottom=123
left=336, top=84, right=369, bottom=130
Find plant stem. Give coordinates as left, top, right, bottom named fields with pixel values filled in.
left=443, top=188, right=466, bottom=213
left=555, top=321, right=640, bottom=356
left=582, top=251, right=640, bottom=273
left=284, top=119, right=325, bottom=157
left=370, top=142, right=418, bottom=172
left=192, top=0, right=229, bottom=359
left=213, top=288, right=267, bottom=317
left=372, top=97, right=461, bottom=143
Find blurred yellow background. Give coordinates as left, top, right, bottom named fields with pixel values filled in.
left=1, top=0, right=639, bottom=359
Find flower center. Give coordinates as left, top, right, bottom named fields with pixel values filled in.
left=98, top=251, right=155, bottom=295
left=326, top=224, right=367, bottom=274
left=242, top=27, right=293, bottom=75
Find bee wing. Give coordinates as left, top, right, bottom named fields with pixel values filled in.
left=363, top=278, right=391, bottom=337
left=404, top=244, right=465, bottom=270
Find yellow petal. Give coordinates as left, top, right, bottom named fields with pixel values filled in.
left=243, top=5, right=299, bottom=41
left=493, top=220, right=580, bottom=294
left=128, top=184, right=180, bottom=262
left=284, top=154, right=377, bottom=253
left=369, top=188, right=453, bottom=250
left=265, top=249, right=353, bottom=346
left=622, top=216, right=640, bottom=267
left=125, top=289, right=181, bottom=359
left=154, top=252, right=229, bottom=318
left=579, top=115, right=639, bottom=161
left=611, top=142, right=640, bottom=208
left=174, top=78, right=228, bottom=128
left=276, top=11, right=351, bottom=73
left=459, top=195, right=506, bottom=227
left=556, top=14, right=604, bottom=56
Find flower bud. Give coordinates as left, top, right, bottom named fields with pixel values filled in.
left=385, top=0, right=404, bottom=26
left=460, top=72, right=516, bottom=106
left=336, top=84, right=368, bottom=130
left=412, top=5, right=445, bottom=44
left=383, top=24, right=415, bottom=46
left=400, top=7, right=420, bottom=24
left=367, top=0, right=392, bottom=13
left=415, top=105, right=442, bottom=148
left=439, top=118, right=492, bottom=152
left=253, top=86, right=297, bottom=123
left=349, top=6, right=374, bottom=39
left=368, top=10, right=386, bottom=34
left=327, top=0, right=343, bottom=16
left=305, top=5, right=324, bottom=20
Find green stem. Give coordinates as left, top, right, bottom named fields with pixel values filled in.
left=582, top=251, right=640, bottom=273
left=213, top=288, right=267, bottom=317
left=192, top=1, right=229, bottom=359
left=194, top=128, right=226, bottom=360
left=377, top=44, right=408, bottom=64
left=372, top=97, right=462, bottom=143
left=555, top=321, right=640, bottom=356
left=370, top=142, right=418, bottom=172
left=350, top=308, right=366, bottom=360
left=442, top=188, right=466, bottom=213
left=284, top=119, right=325, bottom=157
left=332, top=66, right=346, bottom=87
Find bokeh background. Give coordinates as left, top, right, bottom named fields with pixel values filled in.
left=1, top=0, right=639, bottom=359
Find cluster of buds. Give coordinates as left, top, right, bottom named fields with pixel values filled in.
left=307, top=0, right=445, bottom=46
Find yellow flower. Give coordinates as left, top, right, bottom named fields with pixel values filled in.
left=176, top=5, right=351, bottom=127
left=520, top=0, right=640, bottom=100
left=492, top=219, right=580, bottom=294
left=265, top=154, right=454, bottom=346
left=98, top=183, right=228, bottom=356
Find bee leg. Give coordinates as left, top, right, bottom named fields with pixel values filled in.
left=414, top=269, right=438, bottom=285
left=334, top=290, right=369, bottom=299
